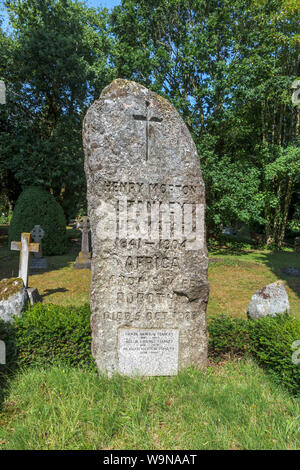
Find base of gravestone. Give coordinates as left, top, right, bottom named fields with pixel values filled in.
left=27, top=287, right=43, bottom=305
left=73, top=251, right=91, bottom=269
left=27, top=287, right=42, bottom=306
left=29, top=257, right=48, bottom=270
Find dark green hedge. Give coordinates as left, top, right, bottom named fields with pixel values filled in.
left=208, top=314, right=251, bottom=357
left=208, top=313, right=300, bottom=396
left=0, top=319, right=17, bottom=383
left=1, top=305, right=299, bottom=396
left=0, top=303, right=94, bottom=370
left=249, top=314, right=300, bottom=396
left=8, top=186, right=67, bottom=255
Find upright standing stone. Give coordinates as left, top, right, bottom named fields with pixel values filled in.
left=84, top=79, right=209, bottom=376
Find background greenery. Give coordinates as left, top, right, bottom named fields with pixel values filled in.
left=0, top=0, right=299, bottom=246
left=8, top=186, right=67, bottom=255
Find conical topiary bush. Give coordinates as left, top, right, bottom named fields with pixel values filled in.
left=8, top=186, right=67, bottom=255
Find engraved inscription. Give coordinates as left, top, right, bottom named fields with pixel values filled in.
left=103, top=180, right=197, bottom=197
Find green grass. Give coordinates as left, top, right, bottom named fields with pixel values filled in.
left=1, top=226, right=300, bottom=449
left=208, top=248, right=300, bottom=319
left=1, top=224, right=299, bottom=317
left=0, top=359, right=299, bottom=450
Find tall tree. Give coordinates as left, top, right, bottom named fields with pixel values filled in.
left=0, top=0, right=114, bottom=219
left=110, top=0, right=300, bottom=245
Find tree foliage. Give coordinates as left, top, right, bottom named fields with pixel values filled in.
left=110, top=0, right=300, bottom=244
left=1, top=0, right=299, bottom=246
left=0, top=0, right=114, bottom=220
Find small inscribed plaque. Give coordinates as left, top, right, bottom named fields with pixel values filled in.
left=118, top=328, right=179, bottom=376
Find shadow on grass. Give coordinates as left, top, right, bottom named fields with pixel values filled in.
left=252, top=250, right=300, bottom=300
left=41, top=288, right=68, bottom=299
left=209, top=240, right=300, bottom=301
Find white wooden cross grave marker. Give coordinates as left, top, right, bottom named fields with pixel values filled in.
left=11, top=233, right=40, bottom=288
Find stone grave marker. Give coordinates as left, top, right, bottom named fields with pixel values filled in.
left=0, top=339, right=5, bottom=364
left=29, top=225, right=48, bottom=269
left=84, top=79, right=209, bottom=376
left=0, top=80, right=6, bottom=105
left=73, top=216, right=91, bottom=269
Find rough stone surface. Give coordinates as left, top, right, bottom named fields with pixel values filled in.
left=84, top=79, right=209, bottom=375
left=247, top=281, right=290, bottom=319
left=0, top=277, right=27, bottom=323
left=73, top=251, right=91, bottom=269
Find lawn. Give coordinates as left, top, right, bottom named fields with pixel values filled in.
left=1, top=225, right=299, bottom=450
left=1, top=224, right=299, bottom=318
left=0, top=359, right=299, bottom=450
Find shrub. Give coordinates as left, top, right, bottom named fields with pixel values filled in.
left=0, top=318, right=18, bottom=377
left=208, top=314, right=251, bottom=358
left=13, top=303, right=94, bottom=369
left=208, top=313, right=300, bottom=396
left=8, top=186, right=67, bottom=255
left=249, top=314, right=300, bottom=396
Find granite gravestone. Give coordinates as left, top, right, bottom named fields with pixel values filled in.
left=84, top=79, right=209, bottom=376
left=73, top=216, right=91, bottom=269
left=29, top=225, right=48, bottom=269
left=0, top=80, right=6, bottom=105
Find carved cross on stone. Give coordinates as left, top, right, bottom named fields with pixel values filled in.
left=11, top=233, right=40, bottom=288
left=133, top=100, right=163, bottom=161
left=30, top=225, right=45, bottom=258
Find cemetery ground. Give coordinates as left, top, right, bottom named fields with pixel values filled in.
left=1, top=224, right=299, bottom=319
left=0, top=224, right=300, bottom=450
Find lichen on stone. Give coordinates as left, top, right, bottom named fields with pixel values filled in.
left=0, top=277, right=24, bottom=301
left=100, top=78, right=173, bottom=112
